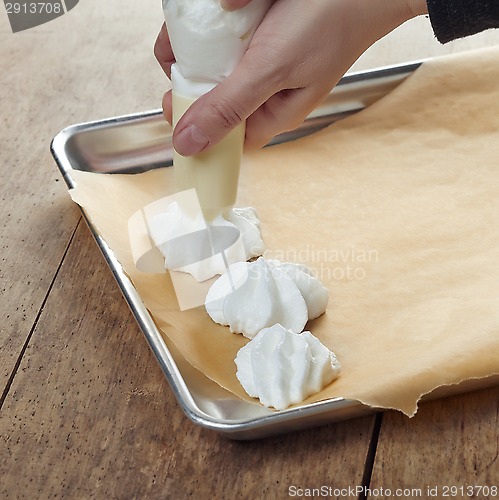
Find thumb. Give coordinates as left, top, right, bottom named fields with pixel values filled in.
left=172, top=61, right=276, bottom=156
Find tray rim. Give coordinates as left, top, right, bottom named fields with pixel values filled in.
left=50, top=59, right=434, bottom=439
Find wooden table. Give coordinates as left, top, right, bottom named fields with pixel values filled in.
left=1, top=2, right=498, bottom=498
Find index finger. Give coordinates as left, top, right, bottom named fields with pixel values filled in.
left=154, top=22, right=175, bottom=78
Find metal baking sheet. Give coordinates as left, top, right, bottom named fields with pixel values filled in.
left=51, top=60, right=499, bottom=439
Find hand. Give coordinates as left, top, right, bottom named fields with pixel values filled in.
left=154, top=0, right=428, bottom=156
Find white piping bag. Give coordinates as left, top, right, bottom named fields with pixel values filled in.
left=163, top=0, right=271, bottom=221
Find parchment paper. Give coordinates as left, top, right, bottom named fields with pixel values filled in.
left=70, top=47, right=499, bottom=416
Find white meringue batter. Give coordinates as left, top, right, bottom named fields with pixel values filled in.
left=205, top=257, right=329, bottom=338
left=235, top=324, right=341, bottom=410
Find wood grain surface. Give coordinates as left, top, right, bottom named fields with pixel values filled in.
left=1, top=1, right=499, bottom=498
left=0, top=221, right=376, bottom=498
left=371, top=389, right=499, bottom=495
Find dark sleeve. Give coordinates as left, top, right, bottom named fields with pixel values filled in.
left=426, top=0, right=499, bottom=43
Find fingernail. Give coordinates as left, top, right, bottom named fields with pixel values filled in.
left=174, top=124, right=210, bottom=156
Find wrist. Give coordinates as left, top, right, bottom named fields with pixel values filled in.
left=407, top=0, right=428, bottom=17
left=351, top=0, right=428, bottom=47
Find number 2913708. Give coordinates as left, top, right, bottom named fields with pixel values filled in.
left=5, top=2, right=62, bottom=15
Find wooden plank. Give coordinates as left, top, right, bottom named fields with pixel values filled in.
left=0, top=2, right=165, bottom=391
left=0, top=222, right=376, bottom=498
left=0, top=181, right=79, bottom=391
left=370, top=389, right=499, bottom=496
left=0, top=55, right=80, bottom=389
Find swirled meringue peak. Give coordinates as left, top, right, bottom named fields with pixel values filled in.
left=205, top=257, right=329, bottom=339
left=235, top=324, right=341, bottom=410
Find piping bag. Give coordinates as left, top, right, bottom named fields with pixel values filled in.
left=163, top=0, right=272, bottom=222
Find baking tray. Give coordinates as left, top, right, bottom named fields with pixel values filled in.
left=50, top=60, right=499, bottom=439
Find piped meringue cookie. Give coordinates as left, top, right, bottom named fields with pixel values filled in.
left=148, top=203, right=264, bottom=282
left=205, top=257, right=329, bottom=338
left=235, top=324, right=341, bottom=410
